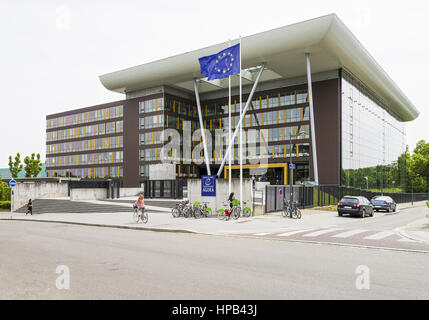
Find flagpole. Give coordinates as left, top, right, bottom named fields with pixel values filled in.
left=239, top=36, right=243, bottom=212
left=228, top=40, right=232, bottom=198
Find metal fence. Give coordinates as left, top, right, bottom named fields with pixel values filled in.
left=265, top=185, right=429, bottom=213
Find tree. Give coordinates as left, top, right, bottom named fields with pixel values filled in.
left=24, top=153, right=43, bottom=178
left=412, top=140, right=429, bottom=193
left=8, top=153, right=23, bottom=178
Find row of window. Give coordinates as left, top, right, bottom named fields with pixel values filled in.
left=47, top=166, right=123, bottom=179
left=47, top=106, right=123, bottom=129
left=209, top=90, right=309, bottom=116
left=46, top=151, right=123, bottom=167
left=139, top=115, right=164, bottom=129
left=163, top=90, right=309, bottom=117
left=139, top=98, right=164, bottom=114
left=140, top=132, right=163, bottom=146
left=140, top=164, right=198, bottom=178
left=163, top=107, right=309, bottom=131
left=138, top=125, right=309, bottom=149
left=47, top=136, right=124, bottom=155
left=139, top=143, right=310, bottom=163
left=47, top=121, right=123, bottom=142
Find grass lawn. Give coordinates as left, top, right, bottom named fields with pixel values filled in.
left=0, top=209, right=10, bottom=213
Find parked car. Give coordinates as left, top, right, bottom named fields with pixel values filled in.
left=371, top=196, right=396, bottom=213
left=337, top=196, right=374, bottom=218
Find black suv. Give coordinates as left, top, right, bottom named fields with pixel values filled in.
left=337, top=196, right=374, bottom=218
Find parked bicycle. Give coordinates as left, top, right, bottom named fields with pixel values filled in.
left=133, top=206, right=148, bottom=224
left=192, top=202, right=212, bottom=219
left=217, top=201, right=240, bottom=220
left=282, top=200, right=302, bottom=219
left=172, top=200, right=190, bottom=218
left=232, top=200, right=252, bottom=218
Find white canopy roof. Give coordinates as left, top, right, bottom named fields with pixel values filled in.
left=99, top=14, right=419, bottom=122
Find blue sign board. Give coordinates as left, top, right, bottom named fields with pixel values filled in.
left=289, top=164, right=296, bottom=170
left=9, top=179, right=16, bottom=188
left=201, top=175, right=216, bottom=197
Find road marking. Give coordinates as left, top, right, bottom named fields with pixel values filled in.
left=277, top=229, right=315, bottom=237
left=332, top=229, right=368, bottom=238
left=253, top=233, right=271, bottom=236
left=364, top=231, right=395, bottom=240
left=303, top=228, right=343, bottom=237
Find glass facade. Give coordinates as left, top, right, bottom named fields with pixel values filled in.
left=46, top=105, right=124, bottom=179
left=341, top=72, right=407, bottom=191
left=137, top=89, right=312, bottom=182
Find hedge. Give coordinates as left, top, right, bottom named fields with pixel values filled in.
left=0, top=184, right=11, bottom=201
left=0, top=201, right=11, bottom=209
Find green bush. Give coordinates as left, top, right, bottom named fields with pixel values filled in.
left=0, top=201, right=11, bottom=209
left=0, top=184, right=11, bottom=201
left=426, top=201, right=429, bottom=208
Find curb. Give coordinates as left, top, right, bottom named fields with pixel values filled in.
left=396, top=227, right=429, bottom=245
left=0, top=218, right=196, bottom=235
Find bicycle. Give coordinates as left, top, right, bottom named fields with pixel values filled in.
left=172, top=200, right=189, bottom=218
left=282, top=200, right=302, bottom=219
left=217, top=202, right=232, bottom=220
left=133, top=206, right=148, bottom=224
left=192, top=202, right=212, bottom=219
left=230, top=200, right=242, bottom=220
left=217, top=200, right=240, bottom=220
left=241, top=200, right=252, bottom=218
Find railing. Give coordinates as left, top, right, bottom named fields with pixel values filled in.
left=265, top=185, right=429, bottom=213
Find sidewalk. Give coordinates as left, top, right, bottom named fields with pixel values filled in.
left=0, top=207, right=338, bottom=236
left=1, top=200, right=427, bottom=237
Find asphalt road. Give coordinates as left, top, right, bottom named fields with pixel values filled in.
left=1, top=220, right=429, bottom=300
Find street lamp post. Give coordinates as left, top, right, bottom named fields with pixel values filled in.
left=364, top=177, right=369, bottom=191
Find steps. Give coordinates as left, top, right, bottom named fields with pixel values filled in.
left=15, top=199, right=131, bottom=214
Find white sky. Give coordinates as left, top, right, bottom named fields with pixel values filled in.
left=0, top=0, right=428, bottom=167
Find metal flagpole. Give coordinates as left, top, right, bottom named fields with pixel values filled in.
left=239, top=36, right=243, bottom=211
left=194, top=80, right=211, bottom=176
left=216, top=64, right=265, bottom=178
left=228, top=40, right=232, bottom=197
left=305, top=53, right=318, bottom=185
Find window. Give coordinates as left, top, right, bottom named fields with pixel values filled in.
left=297, top=90, right=308, bottom=104
left=140, top=98, right=164, bottom=113
left=106, top=122, right=115, bottom=134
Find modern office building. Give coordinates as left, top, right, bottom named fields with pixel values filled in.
left=46, top=14, right=419, bottom=191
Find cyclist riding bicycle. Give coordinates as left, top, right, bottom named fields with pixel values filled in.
left=134, top=194, right=145, bottom=211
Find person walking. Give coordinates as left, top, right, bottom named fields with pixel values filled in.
left=226, top=192, right=235, bottom=221
left=26, top=199, right=33, bottom=215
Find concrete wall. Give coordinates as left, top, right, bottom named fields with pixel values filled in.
left=120, top=187, right=144, bottom=198
left=12, top=182, right=68, bottom=211
left=70, top=188, right=107, bottom=201
left=187, top=178, right=253, bottom=213
left=149, top=163, right=176, bottom=180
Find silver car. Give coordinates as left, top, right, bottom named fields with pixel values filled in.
left=371, top=196, right=397, bottom=213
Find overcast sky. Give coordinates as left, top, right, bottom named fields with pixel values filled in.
left=0, top=0, right=428, bottom=167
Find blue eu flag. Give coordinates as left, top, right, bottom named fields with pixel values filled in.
left=199, top=44, right=240, bottom=81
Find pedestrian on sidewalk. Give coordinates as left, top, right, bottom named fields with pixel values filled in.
left=26, top=199, right=33, bottom=215
left=226, top=192, right=235, bottom=221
